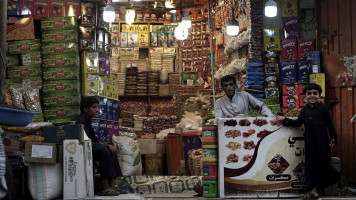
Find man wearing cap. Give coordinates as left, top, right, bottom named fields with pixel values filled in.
left=73, top=96, right=124, bottom=196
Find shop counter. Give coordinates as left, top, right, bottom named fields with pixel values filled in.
left=218, top=117, right=306, bottom=198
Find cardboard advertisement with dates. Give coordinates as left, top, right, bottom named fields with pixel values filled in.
left=218, top=117, right=306, bottom=198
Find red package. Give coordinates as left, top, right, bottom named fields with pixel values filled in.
left=283, top=95, right=299, bottom=109
left=298, top=83, right=305, bottom=94
left=282, top=84, right=298, bottom=96
left=282, top=39, right=298, bottom=62
left=298, top=38, right=315, bottom=61
left=299, top=95, right=306, bottom=107
left=48, top=0, right=63, bottom=17
left=34, top=0, right=49, bottom=19
left=64, top=0, right=81, bottom=19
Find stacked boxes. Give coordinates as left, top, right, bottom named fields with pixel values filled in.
left=202, top=125, right=218, bottom=198
left=41, top=17, right=80, bottom=122
left=246, top=62, right=265, bottom=101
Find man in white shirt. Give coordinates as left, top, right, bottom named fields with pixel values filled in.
left=215, top=75, right=274, bottom=118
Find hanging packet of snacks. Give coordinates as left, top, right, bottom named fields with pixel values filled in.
left=10, top=84, right=25, bottom=109
left=23, top=86, right=42, bottom=113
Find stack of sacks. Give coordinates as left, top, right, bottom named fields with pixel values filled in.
left=150, top=48, right=162, bottom=71
left=121, top=111, right=135, bottom=128
left=136, top=71, right=148, bottom=95
left=162, top=48, right=176, bottom=72
left=168, top=73, right=180, bottom=95
left=133, top=115, right=146, bottom=137
left=117, top=72, right=126, bottom=96
left=246, top=62, right=265, bottom=100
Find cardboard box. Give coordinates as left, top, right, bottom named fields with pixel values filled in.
left=281, top=62, right=297, bottom=84
left=98, top=97, right=108, bottom=119
left=263, top=29, right=281, bottom=51
left=48, top=0, right=64, bottom=17
left=82, top=73, right=99, bottom=96
left=282, top=39, right=298, bottom=62
left=106, top=99, right=113, bottom=120
left=8, top=0, right=20, bottom=15
left=7, top=39, right=41, bottom=54
left=82, top=51, right=99, bottom=74
left=309, top=73, right=325, bottom=97
left=283, top=17, right=300, bottom=39
left=34, top=0, right=49, bottom=19
left=98, top=53, right=106, bottom=75
left=106, top=121, right=114, bottom=144
left=64, top=0, right=81, bottom=19
left=299, top=95, right=306, bottom=107
left=24, top=142, right=57, bottom=164
left=98, top=120, right=108, bottom=143
left=83, top=140, right=94, bottom=197
left=2, top=130, right=26, bottom=151
left=298, top=38, right=314, bottom=60
left=81, top=2, right=96, bottom=25
left=309, top=51, right=321, bottom=73
left=20, top=0, right=35, bottom=15
left=298, top=83, right=305, bottom=95
left=297, top=61, right=311, bottom=83
left=63, top=140, right=87, bottom=199
left=7, top=16, right=35, bottom=41
left=282, top=84, right=298, bottom=96
left=138, top=139, right=166, bottom=154
left=43, top=124, right=84, bottom=144
left=98, top=75, right=106, bottom=97
left=112, top=100, right=119, bottom=121
left=282, top=95, right=299, bottom=109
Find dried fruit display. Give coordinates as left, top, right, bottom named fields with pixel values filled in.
left=225, top=130, right=241, bottom=139
left=226, top=153, right=239, bottom=164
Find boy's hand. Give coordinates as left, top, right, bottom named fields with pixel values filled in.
left=275, top=115, right=285, bottom=123
left=329, top=140, right=335, bottom=149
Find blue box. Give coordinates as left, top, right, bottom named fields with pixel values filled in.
left=309, top=51, right=321, bottom=73
left=106, top=99, right=113, bottom=120
left=281, top=62, right=297, bottom=84
left=98, top=97, right=108, bottom=119
left=98, top=120, right=108, bottom=143
left=43, top=124, right=84, bottom=144
left=7, top=0, right=20, bottom=15
left=112, top=100, right=119, bottom=121
left=297, top=61, right=311, bottom=83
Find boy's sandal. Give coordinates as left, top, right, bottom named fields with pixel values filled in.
left=302, top=192, right=319, bottom=200
left=114, top=187, right=129, bottom=194
left=97, top=188, right=120, bottom=196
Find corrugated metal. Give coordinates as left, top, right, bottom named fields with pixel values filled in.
left=319, top=0, right=356, bottom=180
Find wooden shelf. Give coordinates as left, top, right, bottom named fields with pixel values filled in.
left=119, top=95, right=173, bottom=98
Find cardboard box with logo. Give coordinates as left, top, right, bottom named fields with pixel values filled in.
left=43, top=124, right=84, bottom=144
left=24, top=142, right=57, bottom=164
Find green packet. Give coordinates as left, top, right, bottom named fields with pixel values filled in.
left=7, top=65, right=42, bottom=78
left=21, top=76, right=43, bottom=87
left=7, top=39, right=41, bottom=54
left=43, top=106, right=80, bottom=119
left=6, top=55, right=20, bottom=66
left=33, top=114, right=44, bottom=122
left=43, top=67, right=79, bottom=81
left=20, top=51, right=42, bottom=66
left=43, top=80, right=80, bottom=95
left=262, top=98, right=280, bottom=105
left=45, top=116, right=77, bottom=123
left=42, top=29, right=78, bottom=44
left=42, top=53, right=79, bottom=68
left=41, top=17, right=77, bottom=31
left=43, top=92, right=80, bottom=107
left=42, top=43, right=78, bottom=54
left=5, top=79, right=21, bottom=85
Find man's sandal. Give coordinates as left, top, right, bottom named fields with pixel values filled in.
left=97, top=188, right=120, bottom=196
left=301, top=192, right=319, bottom=200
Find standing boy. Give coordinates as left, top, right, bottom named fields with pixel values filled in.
left=277, top=83, right=340, bottom=199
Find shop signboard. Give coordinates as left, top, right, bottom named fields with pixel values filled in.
left=218, top=117, right=306, bottom=198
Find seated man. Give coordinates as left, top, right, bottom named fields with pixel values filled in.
left=73, top=96, right=124, bottom=196
left=215, top=75, right=274, bottom=118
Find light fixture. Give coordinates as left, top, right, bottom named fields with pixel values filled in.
left=169, top=9, right=176, bottom=13
left=174, top=23, right=188, bottom=40
left=103, top=0, right=116, bottom=23
left=125, top=8, right=135, bottom=24
left=226, top=8, right=239, bottom=36
left=165, top=0, right=173, bottom=8
left=265, top=0, right=277, bottom=17
left=181, top=10, right=191, bottom=29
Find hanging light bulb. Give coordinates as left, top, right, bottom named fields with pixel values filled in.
left=103, top=1, right=116, bottom=23
left=169, top=9, right=176, bottom=13
left=174, top=23, right=188, bottom=40
left=126, top=8, right=135, bottom=24
left=226, top=8, right=239, bottom=36
left=265, top=0, right=277, bottom=17
left=181, top=10, right=191, bottom=29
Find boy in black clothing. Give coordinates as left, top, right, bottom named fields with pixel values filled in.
left=277, top=83, right=340, bottom=199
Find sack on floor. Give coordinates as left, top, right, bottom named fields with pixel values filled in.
left=112, top=135, right=142, bottom=176
left=27, top=163, right=62, bottom=199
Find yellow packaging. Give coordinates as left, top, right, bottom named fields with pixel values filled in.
left=125, top=24, right=137, bottom=32
left=309, top=73, right=325, bottom=97
left=99, top=75, right=106, bottom=97
left=106, top=76, right=113, bottom=98
left=138, top=33, right=149, bottom=47
left=82, top=74, right=99, bottom=96
left=111, top=75, right=118, bottom=100
left=138, top=25, right=149, bottom=33
left=81, top=51, right=99, bottom=73
left=263, top=28, right=281, bottom=51
left=282, top=0, right=298, bottom=17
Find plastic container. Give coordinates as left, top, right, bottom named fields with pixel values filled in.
left=0, top=107, right=35, bottom=126
left=202, top=140, right=217, bottom=163
left=165, top=134, right=184, bottom=175
left=144, top=154, right=164, bottom=175
left=203, top=179, right=218, bottom=198
left=202, top=125, right=217, bottom=140
left=203, top=163, right=217, bottom=179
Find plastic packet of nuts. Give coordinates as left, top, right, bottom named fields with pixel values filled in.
left=23, top=86, right=42, bottom=113
left=9, top=84, right=25, bottom=110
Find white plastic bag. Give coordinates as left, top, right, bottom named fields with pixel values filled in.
left=112, top=135, right=142, bottom=176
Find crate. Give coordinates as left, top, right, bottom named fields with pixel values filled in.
left=159, top=84, right=170, bottom=96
